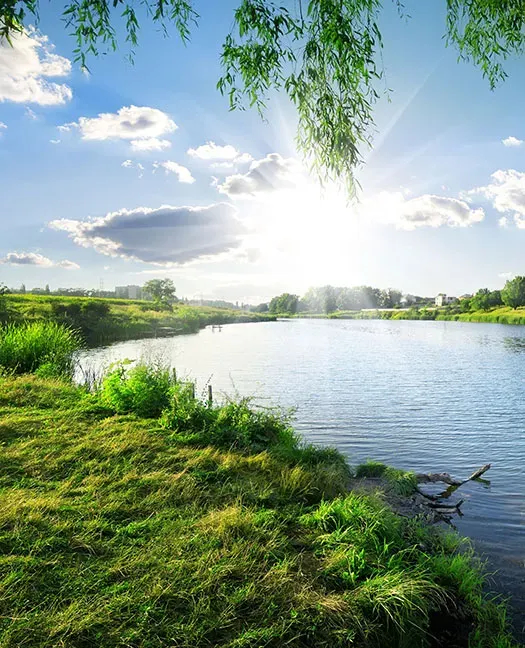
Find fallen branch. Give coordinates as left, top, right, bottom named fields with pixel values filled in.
left=416, top=464, right=491, bottom=487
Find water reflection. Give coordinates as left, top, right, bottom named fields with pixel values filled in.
left=503, top=337, right=525, bottom=353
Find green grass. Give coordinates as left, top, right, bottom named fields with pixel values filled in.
left=2, top=294, right=275, bottom=345
left=0, top=373, right=519, bottom=648
left=0, top=321, right=81, bottom=377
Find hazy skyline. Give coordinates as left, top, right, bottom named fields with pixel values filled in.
left=1, top=2, right=525, bottom=303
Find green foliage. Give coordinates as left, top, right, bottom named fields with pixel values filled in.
left=0, top=321, right=81, bottom=377
left=355, top=460, right=418, bottom=496
left=143, top=278, right=176, bottom=308
left=268, top=292, right=299, bottom=314
left=99, top=362, right=178, bottom=417
left=161, top=389, right=298, bottom=453
left=502, top=276, right=525, bottom=309
left=2, top=2, right=524, bottom=194
left=471, top=288, right=503, bottom=311
left=0, top=373, right=517, bottom=648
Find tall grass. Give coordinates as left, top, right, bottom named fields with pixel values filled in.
left=0, top=372, right=519, bottom=647
left=0, top=321, right=81, bottom=377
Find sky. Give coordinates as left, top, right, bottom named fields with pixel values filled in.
left=1, top=1, right=525, bottom=303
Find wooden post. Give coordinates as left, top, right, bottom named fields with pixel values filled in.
left=208, top=384, right=213, bottom=407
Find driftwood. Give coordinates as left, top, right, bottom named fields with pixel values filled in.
left=416, top=464, right=491, bottom=487
left=414, top=465, right=491, bottom=523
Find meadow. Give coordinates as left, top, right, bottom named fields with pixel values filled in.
left=0, top=368, right=519, bottom=647
left=0, top=294, right=275, bottom=345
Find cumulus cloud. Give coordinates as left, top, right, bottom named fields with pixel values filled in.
left=469, top=169, right=525, bottom=228
left=0, top=252, right=79, bottom=269
left=188, top=142, right=240, bottom=161
left=50, top=203, right=245, bottom=265
left=361, top=192, right=485, bottom=230
left=0, top=121, right=6, bottom=129
left=218, top=153, right=302, bottom=198
left=153, top=160, right=195, bottom=184
left=502, top=136, right=523, bottom=148
left=50, top=138, right=60, bottom=144
left=0, top=29, right=72, bottom=105
left=188, top=141, right=253, bottom=169
left=62, top=106, right=177, bottom=150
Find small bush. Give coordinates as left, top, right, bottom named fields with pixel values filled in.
left=99, top=362, right=178, bottom=417
left=0, top=321, right=81, bottom=377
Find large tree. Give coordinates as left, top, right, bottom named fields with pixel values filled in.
left=501, top=276, right=525, bottom=309
left=1, top=1, right=524, bottom=194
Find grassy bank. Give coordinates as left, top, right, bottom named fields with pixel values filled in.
left=291, top=306, right=525, bottom=325
left=0, top=294, right=275, bottom=345
left=0, top=368, right=519, bottom=647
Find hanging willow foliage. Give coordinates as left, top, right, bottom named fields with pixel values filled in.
left=1, top=0, right=525, bottom=195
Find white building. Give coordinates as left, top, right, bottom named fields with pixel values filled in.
left=435, top=293, right=457, bottom=307
left=115, top=285, right=143, bottom=300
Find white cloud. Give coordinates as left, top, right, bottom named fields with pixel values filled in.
left=469, top=169, right=525, bottom=228
left=499, top=272, right=515, bottom=280
left=0, top=121, right=6, bottom=129
left=130, top=137, right=171, bottom=152
left=361, top=192, right=485, bottom=230
left=121, top=159, right=144, bottom=177
left=502, top=136, right=523, bottom=148
left=0, top=251, right=79, bottom=269
left=0, top=29, right=72, bottom=105
left=25, top=106, right=37, bottom=120
left=188, top=141, right=253, bottom=169
left=63, top=106, right=177, bottom=150
left=50, top=138, right=60, bottom=144
left=498, top=216, right=509, bottom=228
left=57, top=122, right=75, bottom=133
left=50, top=203, right=245, bottom=265
left=218, top=153, right=303, bottom=198
left=188, top=141, right=239, bottom=161
left=153, top=160, right=195, bottom=184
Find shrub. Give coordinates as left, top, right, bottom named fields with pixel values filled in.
left=99, top=362, right=178, bottom=418
left=0, top=321, right=81, bottom=377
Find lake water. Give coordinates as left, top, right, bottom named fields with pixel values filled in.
left=78, top=318, right=525, bottom=635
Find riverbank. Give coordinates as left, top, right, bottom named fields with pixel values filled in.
left=0, top=294, right=275, bottom=344
left=291, top=305, right=525, bottom=325
left=0, top=370, right=520, bottom=647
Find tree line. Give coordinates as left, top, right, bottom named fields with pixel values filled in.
left=263, top=277, right=525, bottom=315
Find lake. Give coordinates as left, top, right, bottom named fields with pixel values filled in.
left=78, top=318, right=525, bottom=635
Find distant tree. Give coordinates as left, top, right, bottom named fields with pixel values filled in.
left=0, top=283, right=9, bottom=296
left=502, top=277, right=525, bottom=309
left=45, top=284, right=50, bottom=294
left=143, top=279, right=176, bottom=307
left=252, top=302, right=269, bottom=313
left=324, top=287, right=337, bottom=314
left=269, top=293, right=299, bottom=315
left=19, top=283, right=26, bottom=294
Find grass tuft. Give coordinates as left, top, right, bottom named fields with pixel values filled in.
left=0, top=321, right=81, bottom=377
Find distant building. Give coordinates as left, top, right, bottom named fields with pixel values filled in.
left=115, top=285, right=143, bottom=300
left=435, top=293, right=457, bottom=307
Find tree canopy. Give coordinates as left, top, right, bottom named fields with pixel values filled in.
left=143, top=278, right=176, bottom=306
left=2, top=1, right=525, bottom=194
left=501, top=276, right=525, bottom=309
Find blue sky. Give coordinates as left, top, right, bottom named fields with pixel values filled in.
left=1, top=1, right=525, bottom=302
